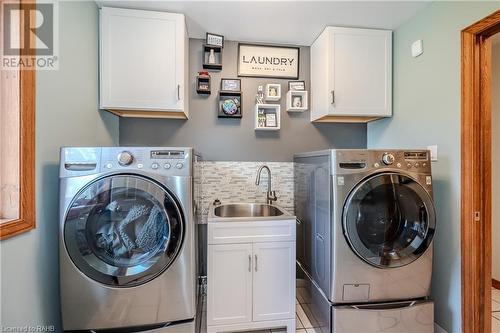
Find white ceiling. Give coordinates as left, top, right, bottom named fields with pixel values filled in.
left=96, top=1, right=431, bottom=46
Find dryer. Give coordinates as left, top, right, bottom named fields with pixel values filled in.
left=294, top=149, right=436, bottom=333
left=59, top=147, right=201, bottom=332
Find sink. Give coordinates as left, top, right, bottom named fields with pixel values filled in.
left=214, top=203, right=284, bottom=218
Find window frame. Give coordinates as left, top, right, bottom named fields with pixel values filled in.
left=0, top=1, right=36, bottom=240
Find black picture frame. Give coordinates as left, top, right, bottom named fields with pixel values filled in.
left=206, top=32, right=224, bottom=47
left=288, top=80, right=306, bottom=91
left=220, top=78, right=241, bottom=92
left=218, top=93, right=242, bottom=118
left=237, top=43, right=300, bottom=79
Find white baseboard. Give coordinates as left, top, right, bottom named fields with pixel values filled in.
left=434, top=323, right=448, bottom=333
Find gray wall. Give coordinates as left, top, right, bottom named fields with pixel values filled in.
left=0, top=2, right=119, bottom=330
left=119, top=39, right=366, bottom=161
left=367, top=2, right=500, bottom=332
left=493, top=41, right=500, bottom=282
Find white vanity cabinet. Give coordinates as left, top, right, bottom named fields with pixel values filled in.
left=310, top=26, right=392, bottom=122
left=99, top=7, right=189, bottom=118
left=207, top=219, right=296, bottom=333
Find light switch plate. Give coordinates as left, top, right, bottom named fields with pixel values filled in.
left=427, top=145, right=438, bottom=161
left=412, top=40, right=423, bottom=57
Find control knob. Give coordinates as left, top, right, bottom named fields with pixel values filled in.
left=382, top=153, right=395, bottom=165
left=117, top=151, right=134, bottom=166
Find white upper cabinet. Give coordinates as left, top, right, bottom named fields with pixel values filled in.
left=99, top=7, right=189, bottom=119
left=310, top=27, right=392, bottom=122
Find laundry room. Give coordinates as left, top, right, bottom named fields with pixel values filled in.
left=1, top=2, right=500, bottom=333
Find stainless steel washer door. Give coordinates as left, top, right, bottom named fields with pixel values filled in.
left=63, top=174, right=184, bottom=287
left=343, top=172, right=436, bottom=269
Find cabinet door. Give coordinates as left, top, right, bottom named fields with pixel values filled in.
left=253, top=241, right=295, bottom=321
left=100, top=7, right=184, bottom=111
left=208, top=244, right=253, bottom=326
left=329, top=27, right=392, bottom=117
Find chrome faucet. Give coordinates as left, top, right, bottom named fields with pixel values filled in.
left=255, top=165, right=278, bottom=204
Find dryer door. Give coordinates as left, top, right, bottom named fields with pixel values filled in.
left=343, top=172, right=435, bottom=268
left=63, top=174, right=184, bottom=287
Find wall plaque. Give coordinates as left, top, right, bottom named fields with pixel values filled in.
left=238, top=44, right=299, bottom=79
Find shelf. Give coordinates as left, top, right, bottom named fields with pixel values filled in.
left=202, top=63, right=222, bottom=70
left=286, top=90, right=308, bottom=112
left=265, top=84, right=281, bottom=102
left=219, top=91, right=242, bottom=118
left=196, top=74, right=211, bottom=95
left=255, top=104, right=281, bottom=131
left=203, top=44, right=223, bottom=70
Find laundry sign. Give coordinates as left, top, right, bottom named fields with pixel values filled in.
left=237, top=43, right=299, bottom=79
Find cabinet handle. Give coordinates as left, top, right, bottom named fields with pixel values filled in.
left=254, top=254, right=258, bottom=272
left=248, top=255, right=251, bottom=272
left=330, top=90, right=335, bottom=104
left=177, top=84, right=181, bottom=101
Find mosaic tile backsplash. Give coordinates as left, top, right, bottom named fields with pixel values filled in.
left=199, top=161, right=294, bottom=223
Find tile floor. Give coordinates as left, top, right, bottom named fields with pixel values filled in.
left=493, top=287, right=500, bottom=332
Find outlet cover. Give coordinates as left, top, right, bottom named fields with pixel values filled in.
left=427, top=145, right=438, bottom=161
left=412, top=40, right=423, bottom=58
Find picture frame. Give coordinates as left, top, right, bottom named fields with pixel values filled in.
left=265, top=83, right=281, bottom=102
left=255, top=104, right=280, bottom=130
left=286, top=90, right=308, bottom=112
left=238, top=43, right=299, bottom=79
left=203, top=45, right=223, bottom=70
left=218, top=94, right=242, bottom=118
left=221, top=78, right=241, bottom=92
left=265, top=113, right=277, bottom=127
left=288, top=80, right=305, bottom=91
left=206, top=33, right=224, bottom=47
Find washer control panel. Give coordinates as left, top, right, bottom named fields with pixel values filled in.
left=100, top=147, right=191, bottom=176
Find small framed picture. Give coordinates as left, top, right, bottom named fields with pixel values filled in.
left=286, top=90, right=308, bottom=112
left=206, top=33, right=224, bottom=47
left=265, top=113, right=277, bottom=127
left=265, top=83, right=281, bottom=101
left=292, top=95, right=303, bottom=108
left=219, top=94, right=242, bottom=118
left=288, top=80, right=305, bottom=91
left=221, top=78, right=241, bottom=92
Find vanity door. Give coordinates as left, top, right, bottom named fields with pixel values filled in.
left=253, top=241, right=296, bottom=322
left=207, top=243, right=253, bottom=326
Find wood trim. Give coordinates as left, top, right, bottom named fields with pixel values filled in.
left=106, top=109, right=188, bottom=119
left=493, top=279, right=500, bottom=290
left=461, top=9, right=500, bottom=333
left=0, top=1, right=36, bottom=239
left=311, top=115, right=383, bottom=123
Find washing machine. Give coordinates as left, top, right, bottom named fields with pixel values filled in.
left=59, top=147, right=201, bottom=332
left=294, top=149, right=436, bottom=332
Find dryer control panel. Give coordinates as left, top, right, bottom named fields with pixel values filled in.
left=333, top=149, right=431, bottom=174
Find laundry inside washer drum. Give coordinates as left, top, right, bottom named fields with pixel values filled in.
left=86, top=188, right=169, bottom=268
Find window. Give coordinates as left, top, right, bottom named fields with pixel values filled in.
left=0, top=1, right=36, bottom=239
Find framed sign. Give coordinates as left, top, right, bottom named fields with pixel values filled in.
left=238, top=43, right=299, bottom=79
left=221, top=78, right=241, bottom=92
left=288, top=80, right=305, bottom=91
left=206, top=33, right=224, bottom=47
